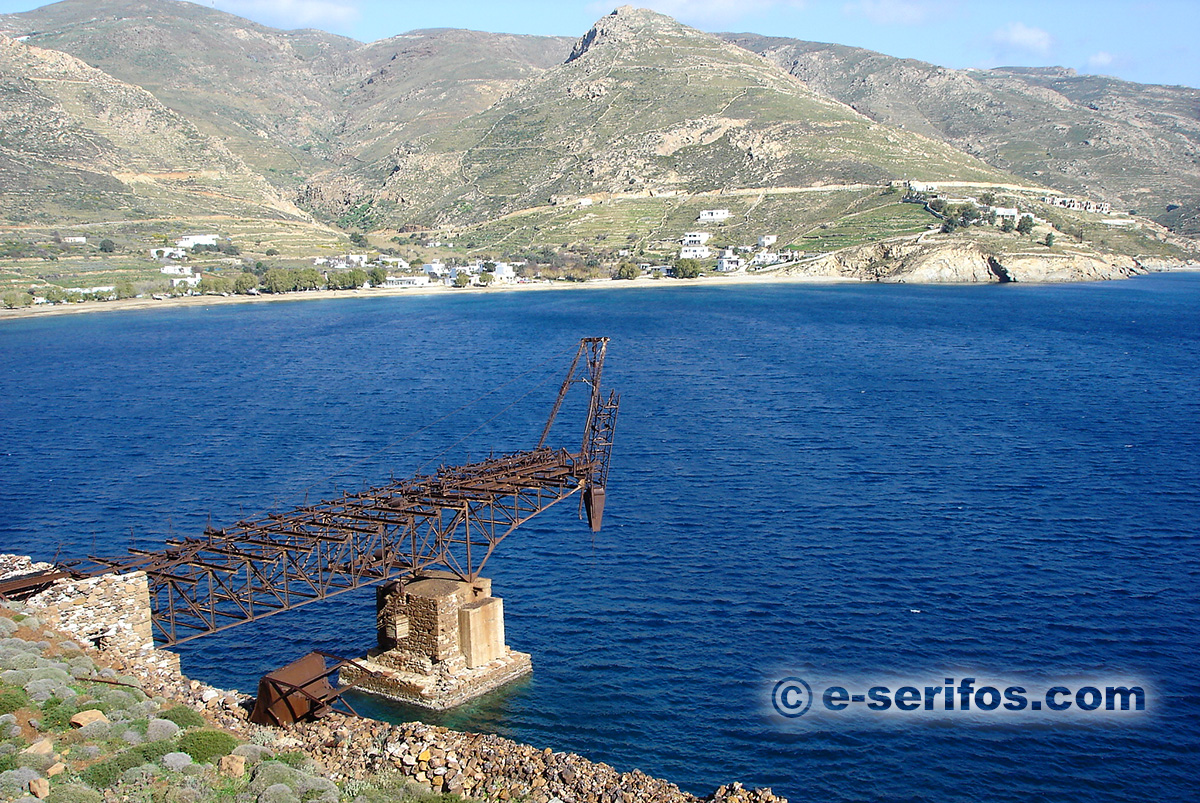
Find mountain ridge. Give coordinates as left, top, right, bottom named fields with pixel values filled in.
left=0, top=0, right=1195, bottom=242
left=721, top=32, right=1200, bottom=235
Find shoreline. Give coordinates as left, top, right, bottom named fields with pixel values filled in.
left=3, top=260, right=1197, bottom=323
left=0, top=270, right=861, bottom=321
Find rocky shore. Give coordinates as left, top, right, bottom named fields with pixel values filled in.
left=779, top=237, right=1175, bottom=283
left=0, top=555, right=786, bottom=803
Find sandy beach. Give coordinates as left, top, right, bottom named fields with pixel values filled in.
left=0, top=270, right=861, bottom=322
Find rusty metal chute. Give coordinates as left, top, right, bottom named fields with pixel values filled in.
left=248, top=651, right=369, bottom=726
left=58, top=338, right=618, bottom=647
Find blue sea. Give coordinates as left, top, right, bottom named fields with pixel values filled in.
left=2, top=275, right=1198, bottom=803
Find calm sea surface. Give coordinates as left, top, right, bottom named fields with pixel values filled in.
left=2, top=275, right=1198, bottom=802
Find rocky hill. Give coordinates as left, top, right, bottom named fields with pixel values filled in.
left=0, top=0, right=1197, bottom=249
left=0, top=31, right=310, bottom=227
left=723, top=34, right=1200, bottom=235
left=358, top=6, right=1015, bottom=228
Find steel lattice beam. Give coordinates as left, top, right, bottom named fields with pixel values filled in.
left=62, top=339, right=619, bottom=647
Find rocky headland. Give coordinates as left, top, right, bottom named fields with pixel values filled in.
left=0, top=555, right=785, bottom=803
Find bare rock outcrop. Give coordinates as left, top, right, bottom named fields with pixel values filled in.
left=781, top=237, right=1149, bottom=283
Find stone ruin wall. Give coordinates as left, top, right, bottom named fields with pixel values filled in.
left=0, top=556, right=181, bottom=675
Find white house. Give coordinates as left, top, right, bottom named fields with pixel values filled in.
left=346, top=254, right=369, bottom=267
left=62, top=236, right=87, bottom=244
left=697, top=209, right=731, bottom=222
left=758, top=235, right=777, bottom=248
left=679, top=245, right=712, bottom=260
left=159, top=264, right=192, bottom=276
left=423, top=261, right=449, bottom=277
left=750, top=251, right=784, bottom=267
left=177, top=234, right=218, bottom=249
left=381, top=256, right=410, bottom=270
left=384, top=275, right=430, bottom=287
left=992, top=207, right=1020, bottom=221
left=577, top=198, right=594, bottom=207
left=681, top=232, right=712, bottom=247
left=170, top=274, right=200, bottom=288
left=1043, top=196, right=1112, bottom=215
left=490, top=263, right=517, bottom=282
left=716, top=249, right=744, bottom=273
left=151, top=247, right=188, bottom=260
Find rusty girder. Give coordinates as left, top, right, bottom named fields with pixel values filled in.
left=64, top=338, right=618, bottom=647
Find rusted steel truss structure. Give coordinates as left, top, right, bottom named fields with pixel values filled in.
left=67, top=338, right=619, bottom=647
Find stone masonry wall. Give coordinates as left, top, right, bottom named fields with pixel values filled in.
left=24, top=571, right=155, bottom=653
left=0, top=556, right=181, bottom=675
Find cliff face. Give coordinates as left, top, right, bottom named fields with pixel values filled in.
left=782, top=238, right=1149, bottom=283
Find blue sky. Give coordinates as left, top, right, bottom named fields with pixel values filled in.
left=2, top=0, right=1198, bottom=88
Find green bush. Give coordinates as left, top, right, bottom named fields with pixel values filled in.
left=46, top=785, right=102, bottom=803
left=274, top=750, right=309, bottom=769
left=177, top=729, right=237, bottom=764
left=0, top=687, right=29, bottom=715
left=158, top=705, right=205, bottom=729
left=80, top=739, right=176, bottom=787
left=39, top=696, right=82, bottom=730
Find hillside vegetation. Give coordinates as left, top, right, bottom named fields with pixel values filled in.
left=724, top=33, right=1200, bottom=235
left=0, top=0, right=1196, bottom=286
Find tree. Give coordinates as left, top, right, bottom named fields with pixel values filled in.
left=198, top=275, right=233, bottom=294
left=234, top=272, right=259, bottom=293
left=349, top=233, right=368, bottom=248
left=98, top=239, right=116, bottom=253
left=453, top=272, right=471, bottom=287
left=261, top=268, right=298, bottom=294
left=1045, top=232, right=1056, bottom=248
left=115, top=281, right=137, bottom=299
left=941, top=217, right=959, bottom=234
left=368, top=266, right=387, bottom=286
left=296, top=268, right=323, bottom=290
left=1000, top=217, right=1016, bottom=234
left=1016, top=215, right=1035, bottom=235
left=478, top=272, right=494, bottom=286
left=2, top=291, right=32, bottom=309
left=264, top=248, right=279, bottom=256
left=674, top=258, right=702, bottom=279
left=614, top=262, right=639, bottom=280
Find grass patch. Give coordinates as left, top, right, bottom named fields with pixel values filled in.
left=0, top=687, right=29, bottom=715
left=177, top=729, right=238, bottom=764
left=80, top=739, right=177, bottom=788
left=158, top=705, right=205, bottom=729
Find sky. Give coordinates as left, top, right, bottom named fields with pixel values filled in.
left=1, top=0, right=1198, bottom=88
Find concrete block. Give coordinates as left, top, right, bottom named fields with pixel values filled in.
left=459, top=597, right=504, bottom=669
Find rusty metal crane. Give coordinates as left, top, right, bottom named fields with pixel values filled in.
left=34, top=338, right=618, bottom=647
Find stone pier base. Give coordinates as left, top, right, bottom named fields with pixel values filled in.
left=340, top=574, right=531, bottom=710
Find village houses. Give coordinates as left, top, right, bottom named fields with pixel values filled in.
left=679, top=245, right=712, bottom=260
left=716, top=249, right=744, bottom=273
left=177, top=234, right=218, bottom=249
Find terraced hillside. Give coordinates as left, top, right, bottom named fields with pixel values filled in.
left=724, top=34, right=1200, bottom=235
left=363, top=7, right=1017, bottom=228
